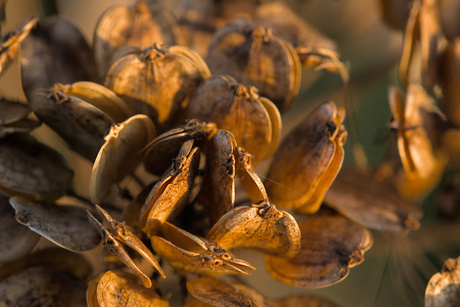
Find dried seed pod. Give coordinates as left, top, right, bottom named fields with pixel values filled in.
left=0, top=99, right=40, bottom=138
left=90, top=115, right=156, bottom=204
left=206, top=18, right=301, bottom=113
left=0, top=135, right=73, bottom=197
left=324, top=166, right=423, bottom=231
left=234, top=146, right=268, bottom=203
left=0, top=194, right=39, bottom=263
left=0, top=17, right=38, bottom=76
left=265, top=211, right=373, bottom=289
left=266, top=101, right=347, bottom=214
left=20, top=16, right=97, bottom=99
left=151, top=222, right=255, bottom=276
left=0, top=266, right=86, bottom=306
left=206, top=200, right=301, bottom=258
left=143, top=119, right=216, bottom=175
left=426, top=256, right=460, bottom=307
left=105, top=44, right=209, bottom=131
left=379, top=0, right=413, bottom=30
left=94, top=0, right=184, bottom=79
left=187, top=75, right=281, bottom=164
left=140, top=140, right=200, bottom=236
left=9, top=196, right=101, bottom=252
left=29, top=89, right=115, bottom=161
left=95, top=270, right=169, bottom=307
left=440, top=39, right=460, bottom=128
left=53, top=82, right=133, bottom=123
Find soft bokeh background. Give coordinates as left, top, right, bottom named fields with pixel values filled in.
left=2, top=1, right=460, bottom=306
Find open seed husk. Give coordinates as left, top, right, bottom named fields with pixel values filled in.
left=0, top=194, right=39, bottom=263
left=9, top=196, right=101, bottom=252
left=324, top=166, right=423, bottom=231
left=20, top=16, right=97, bottom=99
left=105, top=44, right=209, bottom=131
left=94, top=270, right=169, bottom=307
left=0, top=99, right=40, bottom=138
left=265, top=101, right=347, bottom=214
left=206, top=18, right=301, bottom=113
left=90, top=115, right=156, bottom=204
left=206, top=200, right=301, bottom=258
left=187, top=75, right=281, bottom=165
left=29, top=89, right=115, bottom=161
left=265, top=210, right=373, bottom=289
left=0, top=134, right=73, bottom=198
left=425, top=256, right=460, bottom=307
left=0, top=266, right=87, bottom=306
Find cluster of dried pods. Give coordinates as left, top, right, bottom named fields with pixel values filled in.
left=0, top=0, right=447, bottom=306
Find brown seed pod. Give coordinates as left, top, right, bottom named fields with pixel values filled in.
left=105, top=44, right=210, bottom=131
left=206, top=200, right=301, bottom=258
left=0, top=194, right=39, bottom=263
left=265, top=211, right=373, bottom=289
left=93, top=0, right=185, bottom=79
left=234, top=146, right=268, bottom=203
left=151, top=222, right=255, bottom=276
left=379, top=0, right=414, bottom=30
left=29, top=89, right=115, bottom=161
left=425, top=256, right=460, bottom=307
left=0, top=99, right=40, bottom=138
left=20, top=16, right=97, bottom=99
left=187, top=75, right=281, bottom=165
left=140, top=140, right=200, bottom=236
left=143, top=119, right=216, bottom=176
left=265, top=101, right=347, bottom=214
left=95, top=270, right=169, bottom=307
left=9, top=196, right=101, bottom=252
left=0, top=17, right=38, bottom=76
left=90, top=115, right=156, bottom=204
left=0, top=134, right=73, bottom=197
left=206, top=18, right=301, bottom=113
left=0, top=266, right=87, bottom=306
left=324, top=166, right=423, bottom=231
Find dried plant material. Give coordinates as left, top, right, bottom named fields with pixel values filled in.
left=140, top=140, right=200, bottom=236
left=151, top=222, right=255, bottom=276
left=9, top=196, right=101, bottom=252
left=234, top=147, right=268, bottom=203
left=379, top=0, right=413, bottom=30
left=442, top=128, right=460, bottom=169
left=206, top=200, right=301, bottom=258
left=439, top=0, right=460, bottom=40
left=94, top=0, right=184, bottom=79
left=29, top=89, right=115, bottom=161
left=96, top=270, right=168, bottom=307
left=87, top=276, right=100, bottom=307
left=0, top=118, right=41, bottom=138
left=90, top=115, right=156, bottom=204
left=426, top=256, right=460, bottom=307
left=440, top=39, right=460, bottom=128
left=0, top=247, right=93, bottom=282
left=0, top=194, right=39, bottom=263
left=206, top=18, right=301, bottom=113
left=95, top=205, right=165, bottom=279
left=266, top=101, right=347, bottom=214
left=198, top=129, right=236, bottom=224
left=0, top=266, right=86, bottom=306
left=143, top=119, right=216, bottom=175
left=324, top=166, right=423, bottom=231
left=88, top=211, right=153, bottom=288
left=265, top=211, right=372, bottom=289
left=389, top=85, right=445, bottom=180
left=53, top=82, right=133, bottom=123
left=0, top=135, right=73, bottom=197
left=20, top=16, right=97, bottom=99
left=0, top=99, right=33, bottom=125
left=187, top=75, right=281, bottom=164
left=105, top=44, right=208, bottom=131
left=0, top=17, right=38, bottom=76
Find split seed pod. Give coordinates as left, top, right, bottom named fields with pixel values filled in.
left=20, top=16, right=97, bottom=99
left=265, top=211, right=373, bottom=289
left=266, top=101, right=347, bottom=214
left=9, top=196, right=101, bottom=252
left=425, top=256, right=460, bottom=307
left=187, top=75, right=281, bottom=165
left=206, top=200, right=301, bottom=258
left=0, top=99, right=40, bottom=138
left=151, top=222, right=255, bottom=276
left=90, top=115, right=156, bottom=204
left=206, top=18, right=301, bottom=113
left=93, top=0, right=184, bottom=79
left=105, top=44, right=210, bottom=131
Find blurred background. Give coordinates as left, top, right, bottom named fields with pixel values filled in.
left=1, top=0, right=459, bottom=306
